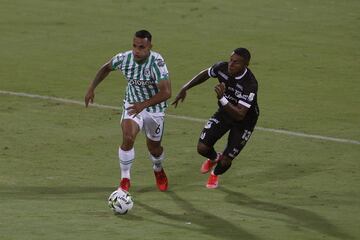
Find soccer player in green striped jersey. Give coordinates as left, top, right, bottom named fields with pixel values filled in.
left=85, top=30, right=171, bottom=192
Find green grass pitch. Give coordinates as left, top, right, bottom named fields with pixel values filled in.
left=0, top=0, right=359, bottom=239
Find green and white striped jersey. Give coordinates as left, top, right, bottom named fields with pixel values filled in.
left=111, top=50, right=169, bottom=113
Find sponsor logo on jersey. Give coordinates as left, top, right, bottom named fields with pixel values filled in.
left=117, top=54, right=125, bottom=62
left=224, top=94, right=237, bottom=103
left=235, top=90, right=248, bottom=100
left=160, top=73, right=169, bottom=79
left=156, top=59, right=165, bottom=67
left=204, top=118, right=219, bottom=129
left=248, top=93, right=255, bottom=101
left=236, top=84, right=243, bottom=91
left=235, top=90, right=254, bottom=102
left=128, top=79, right=155, bottom=86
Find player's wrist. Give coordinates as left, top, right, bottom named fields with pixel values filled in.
left=219, top=96, right=228, bottom=106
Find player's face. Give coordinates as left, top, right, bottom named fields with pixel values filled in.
left=228, top=53, right=248, bottom=76
left=132, top=37, right=152, bottom=62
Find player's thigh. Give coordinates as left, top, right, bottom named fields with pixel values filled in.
left=121, top=119, right=141, bottom=144
left=199, top=112, right=230, bottom=147
left=121, top=102, right=144, bottom=129
left=223, top=121, right=256, bottom=159
left=121, top=119, right=140, bottom=135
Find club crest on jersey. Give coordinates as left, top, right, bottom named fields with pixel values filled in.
left=144, top=68, right=151, bottom=77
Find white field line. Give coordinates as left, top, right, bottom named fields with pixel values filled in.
left=1, top=90, right=359, bottom=145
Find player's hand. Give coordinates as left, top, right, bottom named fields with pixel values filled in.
left=126, top=102, right=145, bottom=117
left=85, top=89, right=95, bottom=107
left=171, top=88, right=187, bottom=108
left=214, top=82, right=225, bottom=99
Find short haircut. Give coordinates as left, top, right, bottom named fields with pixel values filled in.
left=234, top=48, right=251, bottom=64
left=135, top=30, right=152, bottom=42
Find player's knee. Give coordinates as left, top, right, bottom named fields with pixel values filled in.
left=148, top=145, right=163, bottom=158
left=122, top=133, right=136, bottom=149
left=197, top=142, right=210, bottom=156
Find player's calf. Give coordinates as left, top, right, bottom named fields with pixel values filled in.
left=197, top=142, right=218, bottom=160
left=213, top=157, right=232, bottom=175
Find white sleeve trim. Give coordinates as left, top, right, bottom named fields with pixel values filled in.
left=238, top=100, right=251, bottom=108
left=208, top=67, right=214, bottom=77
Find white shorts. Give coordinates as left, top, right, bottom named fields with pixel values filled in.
left=121, top=101, right=165, bottom=141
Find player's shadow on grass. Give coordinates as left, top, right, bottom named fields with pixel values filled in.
left=0, top=186, right=114, bottom=200
left=136, top=190, right=259, bottom=240
left=220, top=187, right=354, bottom=240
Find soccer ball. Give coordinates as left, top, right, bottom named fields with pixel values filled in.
left=108, top=189, right=134, bottom=215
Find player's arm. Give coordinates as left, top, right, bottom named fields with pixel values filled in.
left=171, top=69, right=210, bottom=108
left=85, top=60, right=113, bottom=107
left=126, top=79, right=171, bottom=116
left=215, top=83, right=249, bottom=121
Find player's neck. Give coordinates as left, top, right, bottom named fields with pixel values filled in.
left=229, top=68, right=246, bottom=77
left=134, top=53, right=150, bottom=64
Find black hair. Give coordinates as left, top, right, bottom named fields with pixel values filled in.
left=135, top=30, right=152, bottom=42
left=233, top=48, right=251, bottom=64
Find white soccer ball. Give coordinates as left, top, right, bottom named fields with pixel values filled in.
left=108, top=189, right=134, bottom=215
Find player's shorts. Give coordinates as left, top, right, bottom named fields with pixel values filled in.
left=121, top=101, right=165, bottom=142
left=199, top=110, right=258, bottom=159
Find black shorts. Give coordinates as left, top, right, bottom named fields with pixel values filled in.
left=198, top=110, right=258, bottom=159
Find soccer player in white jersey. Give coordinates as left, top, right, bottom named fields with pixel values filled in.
left=85, top=30, right=171, bottom=192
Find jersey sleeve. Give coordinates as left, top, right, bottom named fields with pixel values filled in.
left=111, top=52, right=126, bottom=70
left=207, top=61, right=225, bottom=78
left=151, top=55, right=169, bottom=83
left=238, top=81, right=258, bottom=108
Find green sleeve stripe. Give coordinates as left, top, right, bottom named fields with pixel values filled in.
left=123, top=54, right=132, bottom=77
left=153, top=65, right=162, bottom=82
left=146, top=85, right=157, bottom=112
left=129, top=85, right=138, bottom=103
left=112, top=61, right=120, bottom=70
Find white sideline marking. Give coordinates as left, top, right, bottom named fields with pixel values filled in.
left=1, top=90, right=359, bottom=145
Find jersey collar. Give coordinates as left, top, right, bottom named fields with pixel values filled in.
left=235, top=68, right=248, bottom=80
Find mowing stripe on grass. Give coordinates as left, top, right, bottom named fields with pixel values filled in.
left=1, top=90, right=359, bottom=145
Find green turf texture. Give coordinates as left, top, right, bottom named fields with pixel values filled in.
left=0, top=0, right=359, bottom=239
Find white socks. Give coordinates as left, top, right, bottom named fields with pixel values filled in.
left=118, top=147, right=134, bottom=179
left=149, top=152, right=165, bottom=172
left=118, top=148, right=165, bottom=177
